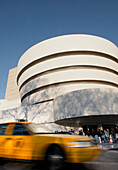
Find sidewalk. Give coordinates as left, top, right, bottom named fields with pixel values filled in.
left=98, top=143, right=118, bottom=150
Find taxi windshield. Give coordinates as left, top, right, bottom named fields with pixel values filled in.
left=27, top=123, right=52, bottom=134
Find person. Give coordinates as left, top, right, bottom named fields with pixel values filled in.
left=104, top=129, right=109, bottom=143
left=101, top=130, right=105, bottom=143
left=110, top=129, right=117, bottom=143
left=109, top=136, right=113, bottom=144
left=97, top=129, right=102, bottom=143
left=91, top=129, right=95, bottom=138
left=70, top=129, right=74, bottom=133
left=86, top=129, right=90, bottom=136
left=94, top=134, right=100, bottom=143
left=115, top=127, right=118, bottom=142
left=97, top=129, right=101, bottom=137
left=79, top=129, right=83, bottom=135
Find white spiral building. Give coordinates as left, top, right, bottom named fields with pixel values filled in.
left=17, top=34, right=118, bottom=130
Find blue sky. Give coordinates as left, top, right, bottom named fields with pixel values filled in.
left=0, top=0, right=118, bottom=99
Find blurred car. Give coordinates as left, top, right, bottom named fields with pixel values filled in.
left=0, top=122, right=100, bottom=169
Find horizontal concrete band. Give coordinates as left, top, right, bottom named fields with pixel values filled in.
left=18, top=54, right=118, bottom=88
left=19, top=65, right=118, bottom=92
left=21, top=80, right=118, bottom=103
left=53, top=88, right=118, bottom=123
left=17, top=34, right=118, bottom=76
left=19, top=67, right=118, bottom=99
left=17, top=51, right=118, bottom=85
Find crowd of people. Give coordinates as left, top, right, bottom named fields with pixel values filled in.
left=79, top=127, right=118, bottom=144
left=55, top=127, right=118, bottom=144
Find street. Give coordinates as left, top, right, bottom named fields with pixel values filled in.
left=0, top=150, right=118, bottom=170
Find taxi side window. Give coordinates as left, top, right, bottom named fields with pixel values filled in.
left=0, top=124, right=8, bottom=135
left=13, top=124, right=29, bottom=136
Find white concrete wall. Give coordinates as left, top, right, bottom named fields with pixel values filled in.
left=0, top=99, right=21, bottom=111
left=0, top=101, right=66, bottom=131
left=0, top=101, right=54, bottom=123
left=53, top=88, right=118, bottom=121
left=5, top=67, right=20, bottom=101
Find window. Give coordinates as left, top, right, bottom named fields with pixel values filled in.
left=13, top=123, right=29, bottom=135
left=0, top=124, right=9, bottom=135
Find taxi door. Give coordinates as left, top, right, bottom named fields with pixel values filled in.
left=0, top=123, right=10, bottom=158
left=3, top=123, right=15, bottom=159
left=11, top=123, right=34, bottom=161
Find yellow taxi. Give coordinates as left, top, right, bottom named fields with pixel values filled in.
left=0, top=122, right=100, bottom=169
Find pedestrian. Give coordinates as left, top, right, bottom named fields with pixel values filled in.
left=79, top=129, right=83, bottom=135
left=110, top=129, right=117, bottom=143
left=115, top=127, right=118, bottom=143
left=86, top=130, right=90, bottom=136
left=91, top=129, right=95, bottom=138
left=101, top=130, right=105, bottom=143
left=97, top=129, right=102, bottom=143
left=104, top=129, right=109, bottom=143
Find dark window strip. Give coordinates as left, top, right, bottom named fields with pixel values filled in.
left=32, top=98, right=54, bottom=105
left=19, top=65, right=118, bottom=91
left=55, top=115, right=118, bottom=126
left=17, top=51, right=118, bottom=84
left=21, top=80, right=118, bottom=102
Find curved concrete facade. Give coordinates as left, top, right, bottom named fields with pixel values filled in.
left=54, top=88, right=118, bottom=126
left=17, top=34, right=118, bottom=108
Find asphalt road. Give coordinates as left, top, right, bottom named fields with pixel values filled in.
left=0, top=150, right=118, bottom=170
